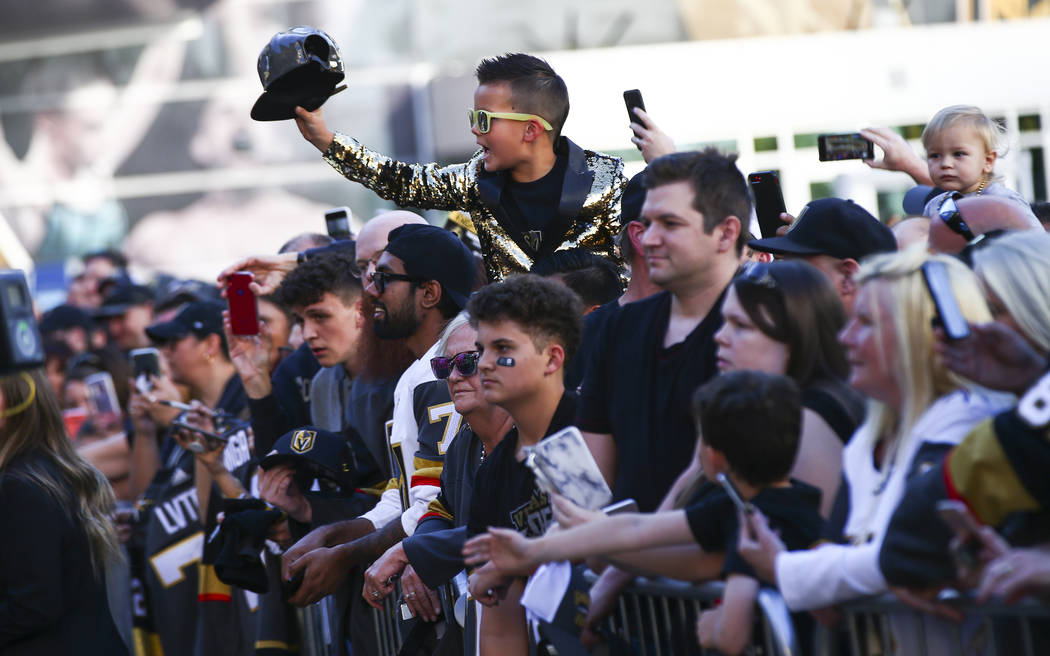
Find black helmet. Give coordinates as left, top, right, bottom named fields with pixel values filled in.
left=250, top=26, right=345, bottom=122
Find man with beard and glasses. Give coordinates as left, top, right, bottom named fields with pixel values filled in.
left=278, top=224, right=477, bottom=616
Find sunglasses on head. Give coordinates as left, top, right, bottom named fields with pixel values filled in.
left=467, top=109, right=553, bottom=134
left=367, top=270, right=425, bottom=295
left=430, top=351, right=480, bottom=380
left=938, top=192, right=977, bottom=242
left=739, top=261, right=778, bottom=290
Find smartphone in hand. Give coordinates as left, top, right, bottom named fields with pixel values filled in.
left=922, top=261, right=970, bottom=340
left=748, top=171, right=788, bottom=239
left=817, top=133, right=874, bottom=161
left=623, top=89, right=646, bottom=133
left=324, top=207, right=353, bottom=241
left=227, top=271, right=259, bottom=336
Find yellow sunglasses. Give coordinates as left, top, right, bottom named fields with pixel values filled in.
left=468, top=108, right=553, bottom=134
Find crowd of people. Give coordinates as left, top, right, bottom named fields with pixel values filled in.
left=3, top=47, right=1050, bottom=656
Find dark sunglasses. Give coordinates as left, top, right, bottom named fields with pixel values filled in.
left=738, top=261, right=778, bottom=290
left=367, top=270, right=425, bottom=295
left=430, top=351, right=480, bottom=380
left=938, top=193, right=977, bottom=242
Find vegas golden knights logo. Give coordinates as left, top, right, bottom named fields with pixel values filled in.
left=291, top=430, right=316, bottom=454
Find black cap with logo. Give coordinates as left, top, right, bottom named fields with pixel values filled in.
left=260, top=426, right=355, bottom=492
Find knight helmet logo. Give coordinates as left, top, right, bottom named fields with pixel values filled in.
left=291, top=430, right=316, bottom=454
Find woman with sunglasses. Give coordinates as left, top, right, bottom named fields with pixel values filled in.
left=713, top=260, right=864, bottom=518
left=363, top=313, right=514, bottom=627
left=0, top=368, right=127, bottom=654
left=738, top=247, right=1010, bottom=650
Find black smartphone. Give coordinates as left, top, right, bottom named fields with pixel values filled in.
left=324, top=207, right=353, bottom=241
left=716, top=472, right=754, bottom=515
left=922, top=261, right=970, bottom=340
left=172, top=415, right=227, bottom=443
left=623, top=89, right=646, bottom=129
left=748, top=171, right=788, bottom=239
left=817, top=133, right=874, bottom=161
left=130, top=347, right=161, bottom=379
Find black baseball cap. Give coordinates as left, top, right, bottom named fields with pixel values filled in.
left=748, top=197, right=897, bottom=261
left=40, top=304, right=94, bottom=334
left=145, top=301, right=224, bottom=343
left=95, top=283, right=155, bottom=319
left=260, top=426, right=355, bottom=491
left=384, top=224, right=477, bottom=310
left=621, top=170, right=647, bottom=221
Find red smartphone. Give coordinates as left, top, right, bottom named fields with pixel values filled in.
left=227, top=271, right=259, bottom=336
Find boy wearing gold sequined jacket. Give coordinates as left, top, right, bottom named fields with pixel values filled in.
left=293, top=53, right=626, bottom=282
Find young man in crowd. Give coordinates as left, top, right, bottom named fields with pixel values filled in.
left=293, top=53, right=626, bottom=280
left=573, top=149, right=750, bottom=636
left=274, top=224, right=476, bottom=611
left=95, top=281, right=156, bottom=352
left=463, top=274, right=584, bottom=655
left=578, top=149, right=748, bottom=513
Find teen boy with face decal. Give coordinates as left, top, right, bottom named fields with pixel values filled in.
left=293, top=53, right=626, bottom=281
left=459, top=274, right=584, bottom=656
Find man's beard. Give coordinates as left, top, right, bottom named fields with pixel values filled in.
left=372, top=294, right=421, bottom=340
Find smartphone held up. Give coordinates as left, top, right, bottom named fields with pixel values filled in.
left=324, top=206, right=353, bottom=241
left=748, top=171, right=788, bottom=239
left=227, top=271, right=259, bottom=336
left=817, top=133, right=874, bottom=162
left=623, top=89, right=645, bottom=135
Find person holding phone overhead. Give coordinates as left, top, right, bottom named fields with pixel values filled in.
left=292, top=52, right=626, bottom=281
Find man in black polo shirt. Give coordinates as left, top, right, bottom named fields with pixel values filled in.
left=577, top=148, right=751, bottom=514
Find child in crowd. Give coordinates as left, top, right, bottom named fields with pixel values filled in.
left=920, top=105, right=1032, bottom=216
left=293, top=53, right=626, bottom=282
left=464, top=370, right=823, bottom=656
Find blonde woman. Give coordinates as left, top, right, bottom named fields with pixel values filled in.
left=739, top=247, right=1010, bottom=647
left=0, top=368, right=126, bottom=654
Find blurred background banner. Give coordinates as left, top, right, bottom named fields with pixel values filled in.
left=1, top=0, right=1049, bottom=292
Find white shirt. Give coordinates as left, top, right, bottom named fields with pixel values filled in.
left=360, top=339, right=462, bottom=535
left=775, top=389, right=1009, bottom=611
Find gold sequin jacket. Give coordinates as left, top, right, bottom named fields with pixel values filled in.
left=323, top=133, right=626, bottom=281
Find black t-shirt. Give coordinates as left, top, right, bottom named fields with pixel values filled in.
left=801, top=381, right=866, bottom=444
left=564, top=299, right=618, bottom=393
left=466, top=393, right=577, bottom=538
left=576, top=290, right=725, bottom=512
left=685, top=480, right=823, bottom=579
left=502, top=151, right=568, bottom=234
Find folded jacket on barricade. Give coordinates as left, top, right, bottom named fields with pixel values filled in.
left=204, top=497, right=284, bottom=593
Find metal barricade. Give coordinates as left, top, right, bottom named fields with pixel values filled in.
left=597, top=576, right=799, bottom=656
left=814, top=593, right=1050, bottom=656
left=362, top=574, right=798, bottom=656
left=372, top=592, right=405, bottom=656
